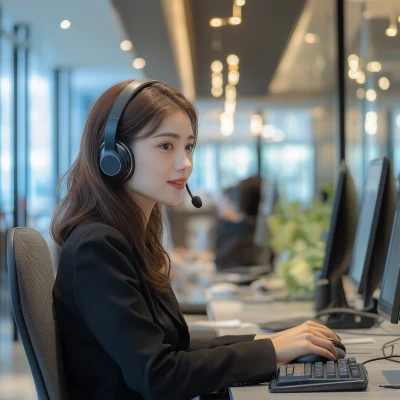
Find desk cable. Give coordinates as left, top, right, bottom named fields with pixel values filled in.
left=362, top=336, right=400, bottom=365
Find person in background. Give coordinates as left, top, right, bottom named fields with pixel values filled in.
left=214, top=176, right=264, bottom=270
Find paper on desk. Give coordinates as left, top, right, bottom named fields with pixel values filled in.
left=341, top=338, right=376, bottom=345
left=189, top=319, right=258, bottom=329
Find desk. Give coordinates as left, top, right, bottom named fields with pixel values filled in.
left=206, top=294, right=400, bottom=399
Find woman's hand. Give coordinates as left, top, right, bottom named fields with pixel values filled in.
left=269, top=320, right=339, bottom=364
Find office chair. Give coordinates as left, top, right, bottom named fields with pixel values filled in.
left=7, top=227, right=68, bottom=400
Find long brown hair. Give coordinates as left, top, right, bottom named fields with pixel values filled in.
left=50, top=80, right=198, bottom=292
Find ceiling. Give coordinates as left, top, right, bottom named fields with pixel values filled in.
left=1, top=0, right=142, bottom=84
left=4, top=0, right=400, bottom=102
left=270, top=0, right=400, bottom=95
left=112, top=0, right=306, bottom=99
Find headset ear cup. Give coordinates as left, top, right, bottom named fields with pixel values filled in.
left=116, top=141, right=135, bottom=180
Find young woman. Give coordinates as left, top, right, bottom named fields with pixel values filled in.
left=51, top=79, right=339, bottom=400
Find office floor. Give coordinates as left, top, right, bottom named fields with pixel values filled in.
left=0, top=318, right=36, bottom=400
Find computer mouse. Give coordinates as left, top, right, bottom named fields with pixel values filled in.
left=289, top=340, right=346, bottom=363
left=208, top=282, right=239, bottom=296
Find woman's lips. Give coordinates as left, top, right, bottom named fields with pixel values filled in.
left=168, top=182, right=185, bottom=190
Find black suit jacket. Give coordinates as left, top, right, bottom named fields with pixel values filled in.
left=53, top=219, right=277, bottom=400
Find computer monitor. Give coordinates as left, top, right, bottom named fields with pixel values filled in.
left=348, top=157, right=397, bottom=309
left=377, top=195, right=400, bottom=324
left=314, top=162, right=358, bottom=311
left=259, top=157, right=396, bottom=332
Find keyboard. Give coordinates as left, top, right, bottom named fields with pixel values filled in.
left=269, top=358, right=368, bottom=393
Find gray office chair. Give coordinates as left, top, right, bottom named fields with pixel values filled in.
left=8, top=227, right=68, bottom=400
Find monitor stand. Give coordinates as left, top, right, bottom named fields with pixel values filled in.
left=258, top=276, right=380, bottom=332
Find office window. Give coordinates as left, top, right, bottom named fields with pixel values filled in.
left=27, top=64, right=54, bottom=241
left=0, top=35, right=14, bottom=227
left=219, top=144, right=258, bottom=189
left=263, top=144, right=314, bottom=203
left=190, top=144, right=218, bottom=194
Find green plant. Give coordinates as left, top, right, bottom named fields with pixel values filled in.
left=266, top=196, right=333, bottom=299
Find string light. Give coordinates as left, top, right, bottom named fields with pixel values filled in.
left=378, top=77, right=390, bottom=90
left=367, top=61, right=382, bottom=72
left=210, top=18, right=224, bottom=27
left=366, top=89, right=377, bottom=102
left=132, top=58, right=146, bottom=69
left=120, top=40, right=132, bottom=51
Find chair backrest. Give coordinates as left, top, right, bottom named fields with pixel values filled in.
left=8, top=227, right=68, bottom=400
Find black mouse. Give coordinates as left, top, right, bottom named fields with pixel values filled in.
left=289, top=340, right=346, bottom=363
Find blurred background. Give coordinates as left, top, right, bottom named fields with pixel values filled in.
left=1, top=0, right=400, bottom=397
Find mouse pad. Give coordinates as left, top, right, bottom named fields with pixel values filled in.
left=382, top=370, right=400, bottom=384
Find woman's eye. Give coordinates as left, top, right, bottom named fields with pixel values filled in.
left=186, top=144, right=195, bottom=152
left=160, top=143, right=172, bottom=150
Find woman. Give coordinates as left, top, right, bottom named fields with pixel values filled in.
left=52, top=79, right=339, bottom=400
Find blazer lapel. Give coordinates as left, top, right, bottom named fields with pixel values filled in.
left=153, top=287, right=189, bottom=337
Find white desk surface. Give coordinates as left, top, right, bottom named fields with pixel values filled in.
left=206, top=290, right=400, bottom=400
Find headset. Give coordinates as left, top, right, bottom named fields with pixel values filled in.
left=99, top=78, right=202, bottom=208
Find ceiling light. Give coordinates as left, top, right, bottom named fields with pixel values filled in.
left=366, top=61, right=382, bottom=72
left=225, top=101, right=236, bottom=114
left=220, top=112, right=234, bottom=124
left=386, top=24, right=398, bottom=37
left=356, top=88, right=365, bottom=99
left=210, top=18, right=224, bottom=27
left=349, top=60, right=359, bottom=70
left=132, top=58, right=146, bottom=69
left=261, top=125, right=276, bottom=139
left=273, top=130, right=285, bottom=142
left=304, top=33, right=320, bottom=44
left=363, top=11, right=371, bottom=20
left=365, top=121, right=377, bottom=135
left=120, top=40, right=132, bottom=51
left=211, top=60, right=223, bottom=72
left=348, top=54, right=359, bottom=63
left=229, top=16, right=242, bottom=25
left=221, top=124, right=234, bottom=136
left=355, top=71, right=366, bottom=84
left=228, top=70, right=240, bottom=85
left=348, top=69, right=358, bottom=79
left=366, top=111, right=378, bottom=123
left=378, top=76, right=390, bottom=90
left=366, top=89, right=377, bottom=101
left=227, top=54, right=239, bottom=66
left=250, top=114, right=263, bottom=135
left=212, top=74, right=223, bottom=87
left=225, top=84, right=236, bottom=100
left=236, top=0, right=246, bottom=6
left=211, top=87, right=223, bottom=97
left=60, top=20, right=71, bottom=30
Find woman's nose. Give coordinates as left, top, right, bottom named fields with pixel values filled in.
left=175, top=149, right=192, bottom=171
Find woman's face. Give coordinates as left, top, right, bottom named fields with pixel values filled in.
left=127, top=110, right=195, bottom=213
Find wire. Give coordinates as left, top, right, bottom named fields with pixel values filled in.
left=362, top=355, right=400, bottom=365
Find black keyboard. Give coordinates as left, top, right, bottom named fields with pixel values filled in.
left=269, top=358, right=368, bottom=393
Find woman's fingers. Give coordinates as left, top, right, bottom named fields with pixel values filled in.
left=307, top=335, right=338, bottom=359
left=303, top=320, right=340, bottom=341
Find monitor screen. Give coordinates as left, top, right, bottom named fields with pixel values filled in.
left=319, top=162, right=358, bottom=281
left=378, top=197, right=400, bottom=324
left=348, top=160, right=387, bottom=292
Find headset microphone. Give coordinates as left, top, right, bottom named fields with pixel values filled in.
left=185, top=184, right=202, bottom=208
